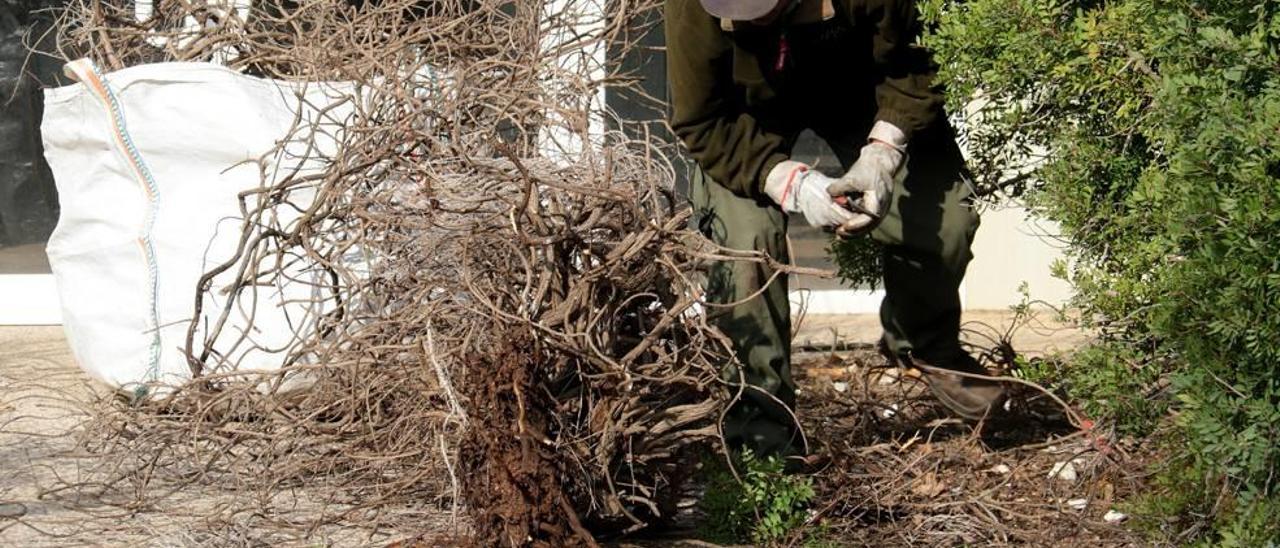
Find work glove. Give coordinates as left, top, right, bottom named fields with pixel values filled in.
left=829, top=122, right=908, bottom=236
left=764, top=160, right=859, bottom=229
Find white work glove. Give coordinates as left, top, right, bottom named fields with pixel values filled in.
left=829, top=122, right=909, bottom=236
left=764, top=160, right=858, bottom=229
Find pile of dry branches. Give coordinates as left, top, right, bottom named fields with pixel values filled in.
left=50, top=0, right=778, bottom=544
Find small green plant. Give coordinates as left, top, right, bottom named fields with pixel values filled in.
left=829, top=236, right=883, bottom=290
left=699, top=448, right=816, bottom=545
left=798, top=523, right=842, bottom=548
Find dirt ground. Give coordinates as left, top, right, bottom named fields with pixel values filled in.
left=0, top=326, right=464, bottom=547
left=0, top=325, right=108, bottom=545
left=789, top=349, right=1149, bottom=547
left=1, top=311, right=1141, bottom=546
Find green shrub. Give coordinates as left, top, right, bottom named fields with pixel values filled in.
left=843, top=0, right=1280, bottom=542
left=698, top=448, right=816, bottom=545
left=1017, top=342, right=1168, bottom=437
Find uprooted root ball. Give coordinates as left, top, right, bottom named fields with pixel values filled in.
left=51, top=0, right=789, bottom=543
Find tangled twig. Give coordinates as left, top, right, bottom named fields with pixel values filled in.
left=49, top=0, right=780, bottom=544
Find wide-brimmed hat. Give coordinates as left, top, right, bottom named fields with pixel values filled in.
left=698, top=0, right=782, bottom=21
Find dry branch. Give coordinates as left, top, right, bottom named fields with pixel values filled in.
left=50, top=0, right=769, bottom=544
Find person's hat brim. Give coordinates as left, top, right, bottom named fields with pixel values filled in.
left=698, top=0, right=780, bottom=21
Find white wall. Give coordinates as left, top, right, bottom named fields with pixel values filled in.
left=0, top=275, right=61, bottom=325
left=964, top=204, right=1073, bottom=309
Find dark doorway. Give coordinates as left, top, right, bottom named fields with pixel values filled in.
left=0, top=1, right=69, bottom=274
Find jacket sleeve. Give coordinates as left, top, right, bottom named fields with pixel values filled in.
left=665, top=0, right=791, bottom=198
left=868, top=0, right=943, bottom=139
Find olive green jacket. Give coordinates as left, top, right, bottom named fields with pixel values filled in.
left=665, top=0, right=943, bottom=197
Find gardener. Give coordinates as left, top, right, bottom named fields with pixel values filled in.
left=666, top=0, right=1006, bottom=460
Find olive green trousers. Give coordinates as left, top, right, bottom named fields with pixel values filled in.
left=691, top=126, right=980, bottom=457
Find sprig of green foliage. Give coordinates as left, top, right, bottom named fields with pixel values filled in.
left=699, top=448, right=816, bottom=545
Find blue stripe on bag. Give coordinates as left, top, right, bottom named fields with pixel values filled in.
left=65, top=59, right=164, bottom=397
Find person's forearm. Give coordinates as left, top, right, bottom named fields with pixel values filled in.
left=673, top=111, right=791, bottom=197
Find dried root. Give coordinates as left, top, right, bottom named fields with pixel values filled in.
left=50, top=0, right=766, bottom=544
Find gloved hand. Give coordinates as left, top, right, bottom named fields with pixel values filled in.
left=764, top=160, right=858, bottom=229
left=829, top=141, right=905, bottom=236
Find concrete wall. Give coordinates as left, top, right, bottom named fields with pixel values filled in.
left=964, top=205, right=1073, bottom=309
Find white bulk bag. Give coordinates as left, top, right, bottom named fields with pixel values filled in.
left=42, top=59, right=357, bottom=394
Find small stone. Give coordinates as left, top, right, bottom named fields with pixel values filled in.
left=990, top=464, right=1012, bottom=475
left=832, top=381, right=849, bottom=393
left=1049, top=461, right=1078, bottom=482
left=0, top=503, right=27, bottom=519
left=882, top=403, right=899, bottom=418
left=1067, top=498, right=1088, bottom=511
left=1103, top=510, right=1128, bottom=523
